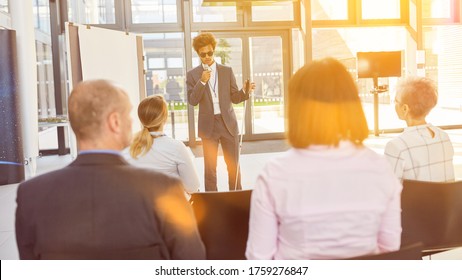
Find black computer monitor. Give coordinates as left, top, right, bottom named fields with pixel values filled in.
left=357, top=51, right=402, bottom=78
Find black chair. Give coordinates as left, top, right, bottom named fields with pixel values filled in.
left=347, top=243, right=423, bottom=260
left=40, top=245, right=166, bottom=260
left=401, top=180, right=462, bottom=255
left=190, top=190, right=252, bottom=260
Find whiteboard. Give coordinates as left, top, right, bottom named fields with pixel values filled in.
left=77, top=24, right=144, bottom=131
left=65, top=23, right=146, bottom=156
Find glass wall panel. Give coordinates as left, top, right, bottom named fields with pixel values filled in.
left=0, top=0, right=8, bottom=13
left=250, top=36, right=284, bottom=134
left=192, top=0, right=237, bottom=22
left=142, top=33, right=188, bottom=140
left=68, top=0, right=115, bottom=24
left=36, top=42, right=55, bottom=119
left=33, top=0, right=51, bottom=33
left=312, top=27, right=408, bottom=131
left=131, top=0, right=177, bottom=23
left=251, top=1, right=294, bottom=22
left=292, top=28, right=305, bottom=74
left=423, top=25, right=462, bottom=126
left=422, top=0, right=452, bottom=19
left=311, top=0, right=348, bottom=20
left=36, top=41, right=61, bottom=151
left=361, top=0, right=400, bottom=20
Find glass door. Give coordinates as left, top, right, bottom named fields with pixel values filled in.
left=249, top=35, right=286, bottom=136
left=200, top=31, right=290, bottom=141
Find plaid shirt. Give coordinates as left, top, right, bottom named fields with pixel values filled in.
left=384, top=123, right=455, bottom=182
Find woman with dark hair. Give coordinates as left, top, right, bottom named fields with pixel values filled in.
left=246, top=58, right=402, bottom=260
left=125, top=95, right=200, bottom=198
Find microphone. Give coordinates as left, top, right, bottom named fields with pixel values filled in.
left=201, top=64, right=212, bottom=85
left=203, top=64, right=211, bottom=72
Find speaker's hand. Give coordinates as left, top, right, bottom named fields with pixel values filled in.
left=201, top=67, right=211, bottom=83
left=244, top=80, right=256, bottom=94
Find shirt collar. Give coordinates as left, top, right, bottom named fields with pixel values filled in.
left=203, top=62, right=217, bottom=71
left=149, top=131, right=166, bottom=137
left=404, top=123, right=431, bottom=132
left=79, top=150, right=122, bottom=156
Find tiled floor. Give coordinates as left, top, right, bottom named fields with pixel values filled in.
left=1, top=131, right=462, bottom=260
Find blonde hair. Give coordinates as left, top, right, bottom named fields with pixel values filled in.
left=129, top=95, right=168, bottom=159
left=287, top=57, right=369, bottom=148
left=398, top=77, right=438, bottom=119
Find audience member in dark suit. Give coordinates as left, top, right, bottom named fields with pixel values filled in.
left=186, top=32, right=255, bottom=191
left=15, top=80, right=206, bottom=260
left=246, top=58, right=402, bottom=260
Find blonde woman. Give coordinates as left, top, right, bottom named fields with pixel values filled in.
left=246, top=58, right=402, bottom=260
left=125, top=95, right=200, bottom=197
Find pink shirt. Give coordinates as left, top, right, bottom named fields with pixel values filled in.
left=246, top=141, right=402, bottom=260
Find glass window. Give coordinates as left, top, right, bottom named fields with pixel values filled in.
left=312, top=27, right=408, bottom=131
left=68, top=0, right=115, bottom=24
left=36, top=41, right=60, bottom=151
left=148, top=58, right=165, bottom=69
left=250, top=36, right=285, bottom=134
left=142, top=33, right=187, bottom=140
left=422, top=0, right=451, bottom=19
left=311, top=0, right=348, bottom=20
left=36, top=41, right=56, bottom=119
left=251, top=1, right=294, bottom=22
left=192, top=0, right=237, bottom=23
left=33, top=0, right=51, bottom=33
left=131, top=0, right=177, bottom=24
left=361, top=0, right=400, bottom=20
left=0, top=0, right=8, bottom=13
left=422, top=25, right=462, bottom=127
left=167, top=57, right=183, bottom=68
left=292, top=29, right=304, bottom=74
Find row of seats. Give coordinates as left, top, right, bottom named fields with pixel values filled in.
left=190, top=180, right=462, bottom=260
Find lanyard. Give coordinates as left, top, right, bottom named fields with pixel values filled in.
left=211, top=69, right=218, bottom=97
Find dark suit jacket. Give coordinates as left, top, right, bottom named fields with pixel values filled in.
left=187, top=63, right=249, bottom=138
left=15, top=153, right=206, bottom=260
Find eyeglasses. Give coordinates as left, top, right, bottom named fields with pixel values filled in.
left=199, top=51, right=214, bottom=58
left=394, top=99, right=402, bottom=105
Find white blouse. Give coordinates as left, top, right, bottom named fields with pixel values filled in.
left=124, top=133, right=200, bottom=195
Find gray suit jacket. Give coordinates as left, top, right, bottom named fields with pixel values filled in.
left=187, top=63, right=249, bottom=138
left=15, top=153, right=206, bottom=260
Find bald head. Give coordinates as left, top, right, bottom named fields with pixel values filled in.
left=68, top=80, right=132, bottom=150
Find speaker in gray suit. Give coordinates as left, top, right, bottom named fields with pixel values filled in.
left=15, top=80, right=206, bottom=260
left=187, top=32, right=255, bottom=192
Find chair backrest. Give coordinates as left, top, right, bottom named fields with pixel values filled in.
left=40, top=245, right=166, bottom=260
left=190, top=190, right=252, bottom=260
left=347, top=243, right=423, bottom=260
left=401, top=180, right=462, bottom=253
